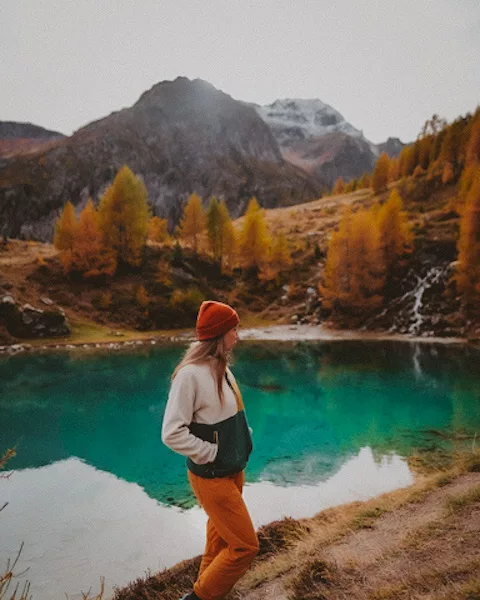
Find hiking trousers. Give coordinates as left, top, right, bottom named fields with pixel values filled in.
left=187, top=469, right=259, bottom=600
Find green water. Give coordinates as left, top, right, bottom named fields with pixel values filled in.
left=1, top=341, right=479, bottom=506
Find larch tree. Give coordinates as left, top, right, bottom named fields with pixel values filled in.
left=177, top=192, right=206, bottom=254
left=371, top=153, right=390, bottom=193
left=358, top=172, right=371, bottom=189
left=456, top=174, right=480, bottom=309
left=217, top=200, right=235, bottom=271
left=72, top=199, right=116, bottom=278
left=53, top=201, right=77, bottom=274
left=221, top=215, right=237, bottom=272
left=347, top=210, right=385, bottom=313
left=319, top=208, right=385, bottom=315
left=376, top=188, right=413, bottom=275
left=148, top=216, right=169, bottom=244
left=206, top=196, right=224, bottom=261
left=332, top=177, right=345, bottom=195
left=54, top=201, right=76, bottom=252
left=388, top=158, right=400, bottom=183
left=238, top=197, right=271, bottom=270
left=98, top=165, right=150, bottom=268
left=270, top=231, right=292, bottom=272
left=466, top=112, right=480, bottom=167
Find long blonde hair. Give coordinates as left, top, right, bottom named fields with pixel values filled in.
left=172, top=337, right=231, bottom=404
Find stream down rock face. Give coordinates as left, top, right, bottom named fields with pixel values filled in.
left=362, top=243, right=464, bottom=337
left=0, top=295, right=70, bottom=338
left=0, top=77, right=322, bottom=241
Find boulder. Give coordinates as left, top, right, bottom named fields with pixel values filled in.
left=0, top=295, right=70, bottom=338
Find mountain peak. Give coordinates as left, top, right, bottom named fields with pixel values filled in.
left=255, top=97, right=363, bottom=147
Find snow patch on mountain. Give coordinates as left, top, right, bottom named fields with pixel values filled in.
left=254, top=99, right=364, bottom=148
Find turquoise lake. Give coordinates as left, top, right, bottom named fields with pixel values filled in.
left=0, top=340, right=479, bottom=599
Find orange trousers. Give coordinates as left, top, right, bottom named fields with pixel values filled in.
left=187, top=470, right=259, bottom=600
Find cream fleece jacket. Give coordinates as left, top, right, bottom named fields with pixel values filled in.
left=161, top=362, right=239, bottom=465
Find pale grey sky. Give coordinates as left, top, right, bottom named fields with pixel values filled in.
left=1, top=0, right=479, bottom=143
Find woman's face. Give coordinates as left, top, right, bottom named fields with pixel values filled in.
left=223, top=325, right=239, bottom=352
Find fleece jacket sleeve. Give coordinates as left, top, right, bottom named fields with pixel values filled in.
left=161, top=368, right=218, bottom=465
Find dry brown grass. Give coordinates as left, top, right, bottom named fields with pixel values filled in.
left=234, top=450, right=480, bottom=599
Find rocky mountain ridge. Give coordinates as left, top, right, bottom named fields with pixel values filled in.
left=253, top=98, right=364, bottom=147
left=254, top=98, right=405, bottom=185
left=0, top=78, right=321, bottom=241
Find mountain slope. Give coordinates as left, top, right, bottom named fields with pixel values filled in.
left=0, top=78, right=322, bottom=241
left=0, top=121, right=64, bottom=158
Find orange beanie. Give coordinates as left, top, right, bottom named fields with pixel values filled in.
left=196, top=301, right=240, bottom=341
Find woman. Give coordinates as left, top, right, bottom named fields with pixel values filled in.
left=162, top=300, right=259, bottom=600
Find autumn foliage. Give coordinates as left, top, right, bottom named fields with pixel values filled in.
left=177, top=193, right=206, bottom=253
left=148, top=217, right=169, bottom=244
left=238, top=197, right=271, bottom=270
left=54, top=166, right=150, bottom=277
left=320, top=189, right=412, bottom=316
left=371, top=153, right=390, bottom=194
left=97, top=165, right=150, bottom=267
left=320, top=208, right=385, bottom=315
left=456, top=172, right=480, bottom=310
left=377, top=189, right=413, bottom=274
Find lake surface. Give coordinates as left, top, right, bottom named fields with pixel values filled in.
left=0, top=340, right=479, bottom=599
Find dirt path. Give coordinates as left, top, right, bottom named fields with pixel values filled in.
left=238, top=473, right=480, bottom=600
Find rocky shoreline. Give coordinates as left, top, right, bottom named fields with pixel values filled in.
left=0, top=324, right=472, bottom=357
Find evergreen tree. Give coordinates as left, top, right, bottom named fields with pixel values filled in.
left=177, top=192, right=206, bottom=253
left=98, top=165, right=150, bottom=268
left=456, top=173, right=480, bottom=308
left=239, top=197, right=270, bottom=270
left=371, top=153, right=390, bottom=193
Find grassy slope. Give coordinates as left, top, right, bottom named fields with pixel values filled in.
left=114, top=450, right=480, bottom=600
left=0, top=181, right=463, bottom=346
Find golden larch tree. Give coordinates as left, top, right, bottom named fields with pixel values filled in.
left=72, top=199, right=116, bottom=278
left=98, top=165, right=150, bottom=267
left=148, top=216, right=169, bottom=244
left=206, top=196, right=224, bottom=261
left=332, top=177, right=345, bottom=195
left=53, top=201, right=77, bottom=274
left=456, top=173, right=480, bottom=308
left=466, top=112, right=480, bottom=166
left=221, top=215, right=237, bottom=272
left=388, top=158, right=400, bottom=183
left=54, top=201, right=76, bottom=252
left=320, top=208, right=385, bottom=315
left=376, top=188, right=413, bottom=274
left=270, top=231, right=292, bottom=273
left=371, top=153, right=390, bottom=194
left=357, top=172, right=371, bottom=189
left=239, top=197, right=271, bottom=270
left=177, top=192, right=206, bottom=253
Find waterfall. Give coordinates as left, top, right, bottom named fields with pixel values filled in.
left=407, top=266, right=446, bottom=335
left=362, top=262, right=454, bottom=335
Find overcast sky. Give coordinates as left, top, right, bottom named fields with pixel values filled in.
left=1, top=0, right=479, bottom=144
